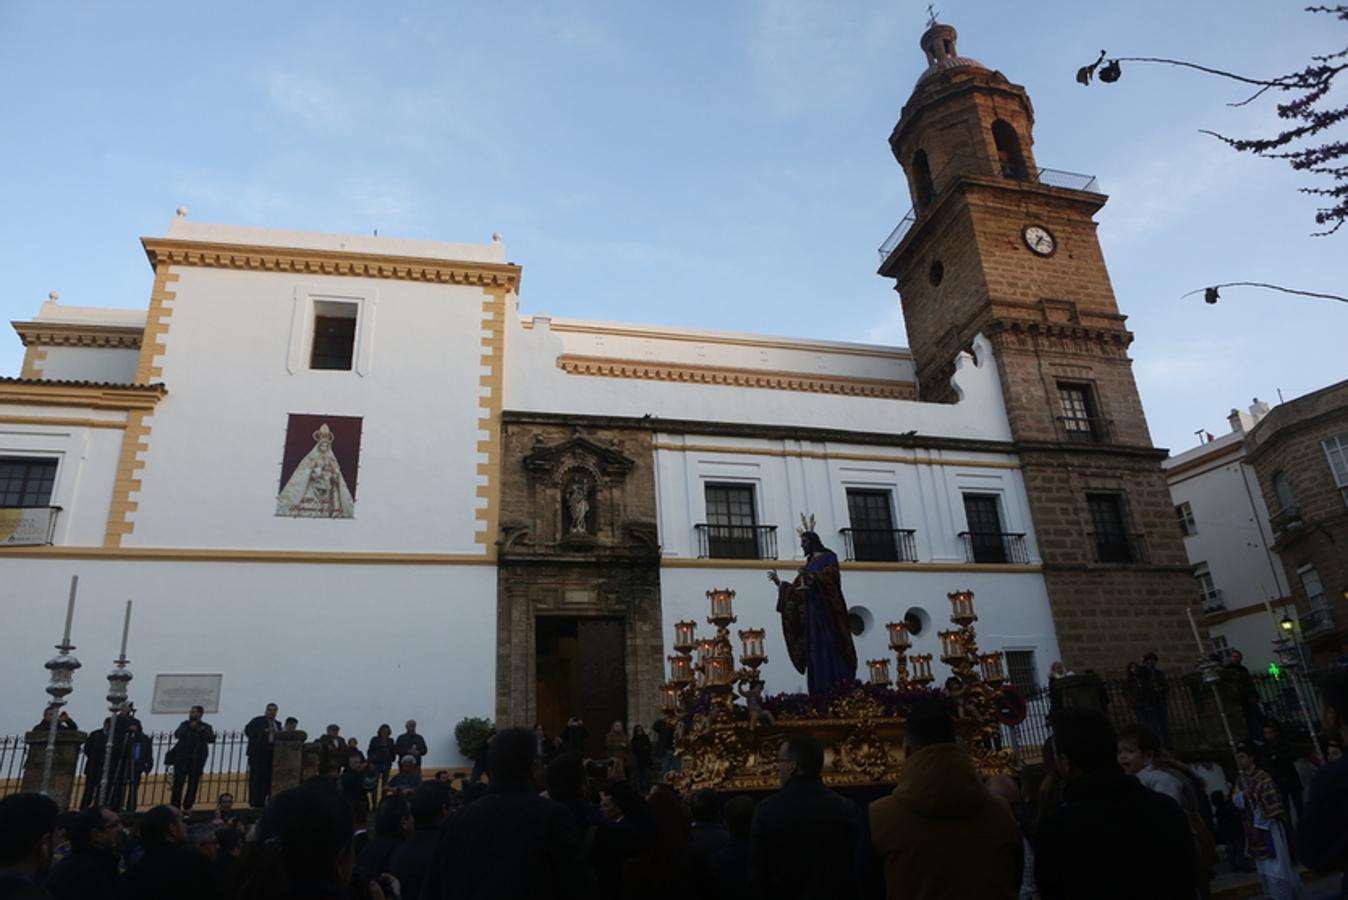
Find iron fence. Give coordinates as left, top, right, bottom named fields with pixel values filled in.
left=840, top=528, right=918, bottom=563
left=958, top=531, right=1031, bottom=565
left=695, top=524, right=778, bottom=560
left=0, top=735, right=27, bottom=796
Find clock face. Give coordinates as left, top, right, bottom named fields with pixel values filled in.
left=1023, top=224, right=1056, bottom=256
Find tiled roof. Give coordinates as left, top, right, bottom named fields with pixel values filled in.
left=0, top=377, right=165, bottom=392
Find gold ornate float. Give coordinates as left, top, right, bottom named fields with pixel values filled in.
left=659, top=588, right=1017, bottom=791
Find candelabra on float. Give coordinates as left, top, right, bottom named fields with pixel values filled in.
left=97, top=601, right=134, bottom=807
left=658, top=589, right=768, bottom=729
left=40, top=576, right=83, bottom=797
left=938, top=590, right=1004, bottom=745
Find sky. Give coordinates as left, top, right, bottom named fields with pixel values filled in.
left=0, top=1, right=1342, bottom=454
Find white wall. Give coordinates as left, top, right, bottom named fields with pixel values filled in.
left=35, top=347, right=139, bottom=384
left=127, top=266, right=496, bottom=553
left=0, top=560, right=497, bottom=764
left=660, top=568, right=1060, bottom=696
left=0, top=412, right=125, bottom=546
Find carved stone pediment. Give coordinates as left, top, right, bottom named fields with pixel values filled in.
left=523, top=435, right=636, bottom=484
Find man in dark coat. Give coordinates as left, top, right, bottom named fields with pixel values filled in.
left=386, top=782, right=448, bottom=900
left=115, top=805, right=213, bottom=900
left=749, top=734, right=864, bottom=899
left=78, top=720, right=125, bottom=810
left=0, top=793, right=60, bottom=900
left=422, top=727, right=592, bottom=899
left=169, top=705, right=215, bottom=810
left=393, top=720, right=428, bottom=765
left=243, top=703, right=281, bottom=807
left=1033, top=707, right=1194, bottom=900
left=44, top=807, right=120, bottom=900
left=1297, top=667, right=1348, bottom=898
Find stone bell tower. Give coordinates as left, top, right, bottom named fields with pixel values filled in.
left=879, top=20, right=1200, bottom=672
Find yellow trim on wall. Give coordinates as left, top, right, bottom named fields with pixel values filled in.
left=474, top=287, right=510, bottom=551
left=556, top=354, right=916, bottom=400
left=661, top=558, right=1042, bottom=573
left=0, top=415, right=127, bottom=430
left=0, top=546, right=496, bottom=565
left=523, top=319, right=912, bottom=361
left=0, top=383, right=163, bottom=410
left=19, top=347, right=47, bottom=379
left=651, top=442, right=1020, bottom=470
left=12, top=322, right=144, bottom=349
left=141, top=238, right=522, bottom=292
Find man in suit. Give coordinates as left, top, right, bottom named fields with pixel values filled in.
left=749, top=735, right=865, bottom=899
left=244, top=703, right=281, bottom=808
left=169, top=705, right=216, bottom=810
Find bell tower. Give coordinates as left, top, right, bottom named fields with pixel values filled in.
left=880, top=21, right=1200, bottom=672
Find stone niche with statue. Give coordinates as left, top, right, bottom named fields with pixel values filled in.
left=495, top=413, right=664, bottom=737
left=662, top=589, right=1017, bottom=792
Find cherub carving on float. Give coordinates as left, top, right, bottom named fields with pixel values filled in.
left=767, top=514, right=858, bottom=695
left=737, top=679, right=774, bottom=729
left=276, top=423, right=355, bottom=518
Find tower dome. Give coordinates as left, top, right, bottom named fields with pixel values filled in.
left=915, top=21, right=987, bottom=86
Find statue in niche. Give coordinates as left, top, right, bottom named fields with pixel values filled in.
left=565, top=477, right=592, bottom=535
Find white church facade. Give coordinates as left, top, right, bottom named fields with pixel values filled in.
left=1, top=217, right=1060, bottom=762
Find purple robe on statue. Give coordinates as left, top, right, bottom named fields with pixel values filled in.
left=777, top=550, right=858, bottom=694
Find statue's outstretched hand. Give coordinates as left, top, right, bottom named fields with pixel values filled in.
left=767, top=570, right=781, bottom=586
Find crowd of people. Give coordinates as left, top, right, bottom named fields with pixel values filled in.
left=6, top=666, right=1344, bottom=899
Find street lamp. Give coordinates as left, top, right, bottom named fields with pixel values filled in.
left=1279, top=614, right=1295, bottom=635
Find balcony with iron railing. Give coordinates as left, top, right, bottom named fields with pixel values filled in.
left=840, top=528, right=918, bottom=563
left=1087, top=531, right=1149, bottom=565
left=1199, top=588, right=1226, bottom=614
left=878, top=156, right=1100, bottom=261
left=1300, top=606, right=1336, bottom=641
left=695, top=524, right=778, bottom=560
left=0, top=506, right=62, bottom=547
left=958, top=531, right=1031, bottom=565
left=1057, top=416, right=1113, bottom=444
left=1269, top=506, right=1305, bottom=545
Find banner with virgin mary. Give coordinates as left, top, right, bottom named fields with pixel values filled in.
left=275, top=414, right=362, bottom=518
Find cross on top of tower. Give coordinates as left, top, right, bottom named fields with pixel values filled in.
left=925, top=4, right=940, bottom=27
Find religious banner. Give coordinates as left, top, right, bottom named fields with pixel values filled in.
left=275, top=414, right=362, bottom=518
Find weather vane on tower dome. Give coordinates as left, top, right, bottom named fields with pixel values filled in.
left=925, top=4, right=940, bottom=28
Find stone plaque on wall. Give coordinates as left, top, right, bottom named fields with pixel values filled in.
left=151, top=674, right=223, bottom=714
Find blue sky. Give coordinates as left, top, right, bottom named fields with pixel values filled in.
left=0, top=1, right=1342, bottom=453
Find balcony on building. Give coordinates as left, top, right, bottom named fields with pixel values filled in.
left=840, top=528, right=918, bottom=563
left=1300, top=606, right=1337, bottom=642
left=1057, top=415, right=1113, bottom=444
left=878, top=154, right=1099, bottom=262
left=695, top=524, right=778, bottom=560
left=958, top=531, right=1030, bottom=565
left=1269, top=506, right=1305, bottom=546
left=1199, top=588, right=1226, bottom=614
left=0, top=505, right=62, bottom=546
left=1088, top=531, right=1149, bottom=565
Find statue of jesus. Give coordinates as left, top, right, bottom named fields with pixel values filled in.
left=768, top=531, right=858, bottom=695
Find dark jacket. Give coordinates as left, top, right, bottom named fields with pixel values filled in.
left=0, top=871, right=52, bottom=900
left=386, top=828, right=437, bottom=900
left=354, top=835, right=404, bottom=880
left=367, top=736, right=397, bottom=769
left=243, top=715, right=279, bottom=759
left=169, top=720, right=215, bottom=770
left=394, top=732, right=428, bottom=760
left=1296, top=755, right=1348, bottom=897
left=749, top=775, right=863, bottom=900
left=869, top=743, right=1022, bottom=900
left=631, top=733, right=654, bottom=769
left=422, top=782, right=593, bottom=899
left=44, top=846, right=119, bottom=900
left=1033, top=770, right=1195, bottom=900
left=115, top=842, right=213, bottom=900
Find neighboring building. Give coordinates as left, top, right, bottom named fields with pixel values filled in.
left=1, top=20, right=1198, bottom=757
left=876, top=21, right=1198, bottom=671
left=1163, top=401, right=1293, bottom=669
left=1244, top=379, right=1348, bottom=664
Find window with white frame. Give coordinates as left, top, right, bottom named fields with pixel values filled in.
left=1195, top=564, right=1222, bottom=610
left=1175, top=501, right=1196, bottom=537
left=310, top=301, right=358, bottom=370
left=1324, top=433, right=1348, bottom=505
left=1211, top=635, right=1229, bottom=653
left=1298, top=563, right=1327, bottom=609
left=0, top=457, right=57, bottom=508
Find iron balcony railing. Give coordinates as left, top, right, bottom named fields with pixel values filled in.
left=1057, top=416, right=1112, bottom=444
left=959, top=531, right=1030, bottom=565
left=1087, top=531, right=1149, bottom=565
left=0, top=505, right=62, bottom=546
left=1199, top=588, right=1226, bottom=614
left=695, top=524, right=778, bottom=560
left=1300, top=606, right=1336, bottom=640
left=840, top=528, right=918, bottom=563
left=1269, top=506, right=1304, bottom=543
left=878, top=156, right=1100, bottom=260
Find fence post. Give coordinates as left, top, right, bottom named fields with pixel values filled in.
left=270, top=730, right=309, bottom=795
left=20, top=730, right=85, bottom=809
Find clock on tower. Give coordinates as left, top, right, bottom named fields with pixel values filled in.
left=878, top=19, right=1200, bottom=673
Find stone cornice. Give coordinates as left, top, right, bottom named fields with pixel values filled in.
left=141, top=237, right=523, bottom=291
left=0, top=379, right=166, bottom=410
left=11, top=321, right=144, bottom=349
left=556, top=354, right=917, bottom=400
left=984, top=317, right=1134, bottom=349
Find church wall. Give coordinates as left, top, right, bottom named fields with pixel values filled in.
left=659, top=566, right=1061, bottom=698
left=125, top=265, right=497, bottom=554
left=0, top=559, right=497, bottom=765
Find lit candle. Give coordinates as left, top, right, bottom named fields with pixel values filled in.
left=61, top=575, right=78, bottom=645
left=669, top=655, right=692, bottom=684
left=910, top=654, right=934, bottom=682
left=674, top=620, right=697, bottom=650
left=708, top=589, right=735, bottom=619
left=938, top=630, right=965, bottom=660
left=867, top=659, right=892, bottom=686
left=739, top=628, right=765, bottom=660
left=659, top=684, right=678, bottom=712
left=948, top=590, right=977, bottom=624
left=885, top=621, right=911, bottom=652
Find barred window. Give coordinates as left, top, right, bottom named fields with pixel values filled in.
left=0, top=458, right=57, bottom=508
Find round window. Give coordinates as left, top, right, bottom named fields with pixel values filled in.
left=848, top=605, right=873, bottom=637
left=903, top=606, right=931, bottom=637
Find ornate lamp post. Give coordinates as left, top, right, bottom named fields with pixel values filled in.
left=40, top=576, right=82, bottom=797
left=96, top=600, right=134, bottom=808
